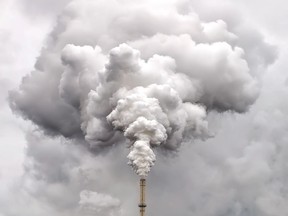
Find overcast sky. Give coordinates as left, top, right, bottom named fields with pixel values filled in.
left=1, top=0, right=288, bottom=216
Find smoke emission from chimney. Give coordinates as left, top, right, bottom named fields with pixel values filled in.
left=7, top=1, right=278, bottom=215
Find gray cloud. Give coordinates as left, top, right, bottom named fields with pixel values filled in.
left=9, top=0, right=277, bottom=182
left=10, top=0, right=275, bottom=143
left=3, top=0, right=285, bottom=216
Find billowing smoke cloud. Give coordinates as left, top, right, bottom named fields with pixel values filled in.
left=9, top=0, right=276, bottom=178
left=82, top=42, right=209, bottom=176
left=3, top=0, right=285, bottom=216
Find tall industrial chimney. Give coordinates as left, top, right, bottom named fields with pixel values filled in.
left=138, top=178, right=147, bottom=216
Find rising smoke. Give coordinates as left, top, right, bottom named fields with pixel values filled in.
left=3, top=0, right=281, bottom=216
left=9, top=0, right=275, bottom=178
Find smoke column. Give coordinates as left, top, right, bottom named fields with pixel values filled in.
left=9, top=0, right=275, bottom=178
left=105, top=52, right=209, bottom=176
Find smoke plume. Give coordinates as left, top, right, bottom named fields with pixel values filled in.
left=10, top=0, right=276, bottom=178
left=2, top=0, right=285, bottom=216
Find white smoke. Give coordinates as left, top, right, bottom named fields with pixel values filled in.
left=61, top=38, right=251, bottom=176
left=107, top=89, right=169, bottom=177
left=10, top=0, right=276, bottom=179
left=2, top=0, right=284, bottom=216
left=59, top=41, right=210, bottom=176
left=106, top=82, right=208, bottom=176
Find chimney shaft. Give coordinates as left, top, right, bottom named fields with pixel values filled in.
left=138, top=178, right=146, bottom=216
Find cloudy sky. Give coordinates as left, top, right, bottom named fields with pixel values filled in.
left=1, top=0, right=288, bottom=216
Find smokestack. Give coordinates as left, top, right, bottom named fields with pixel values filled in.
left=138, top=178, right=146, bottom=216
